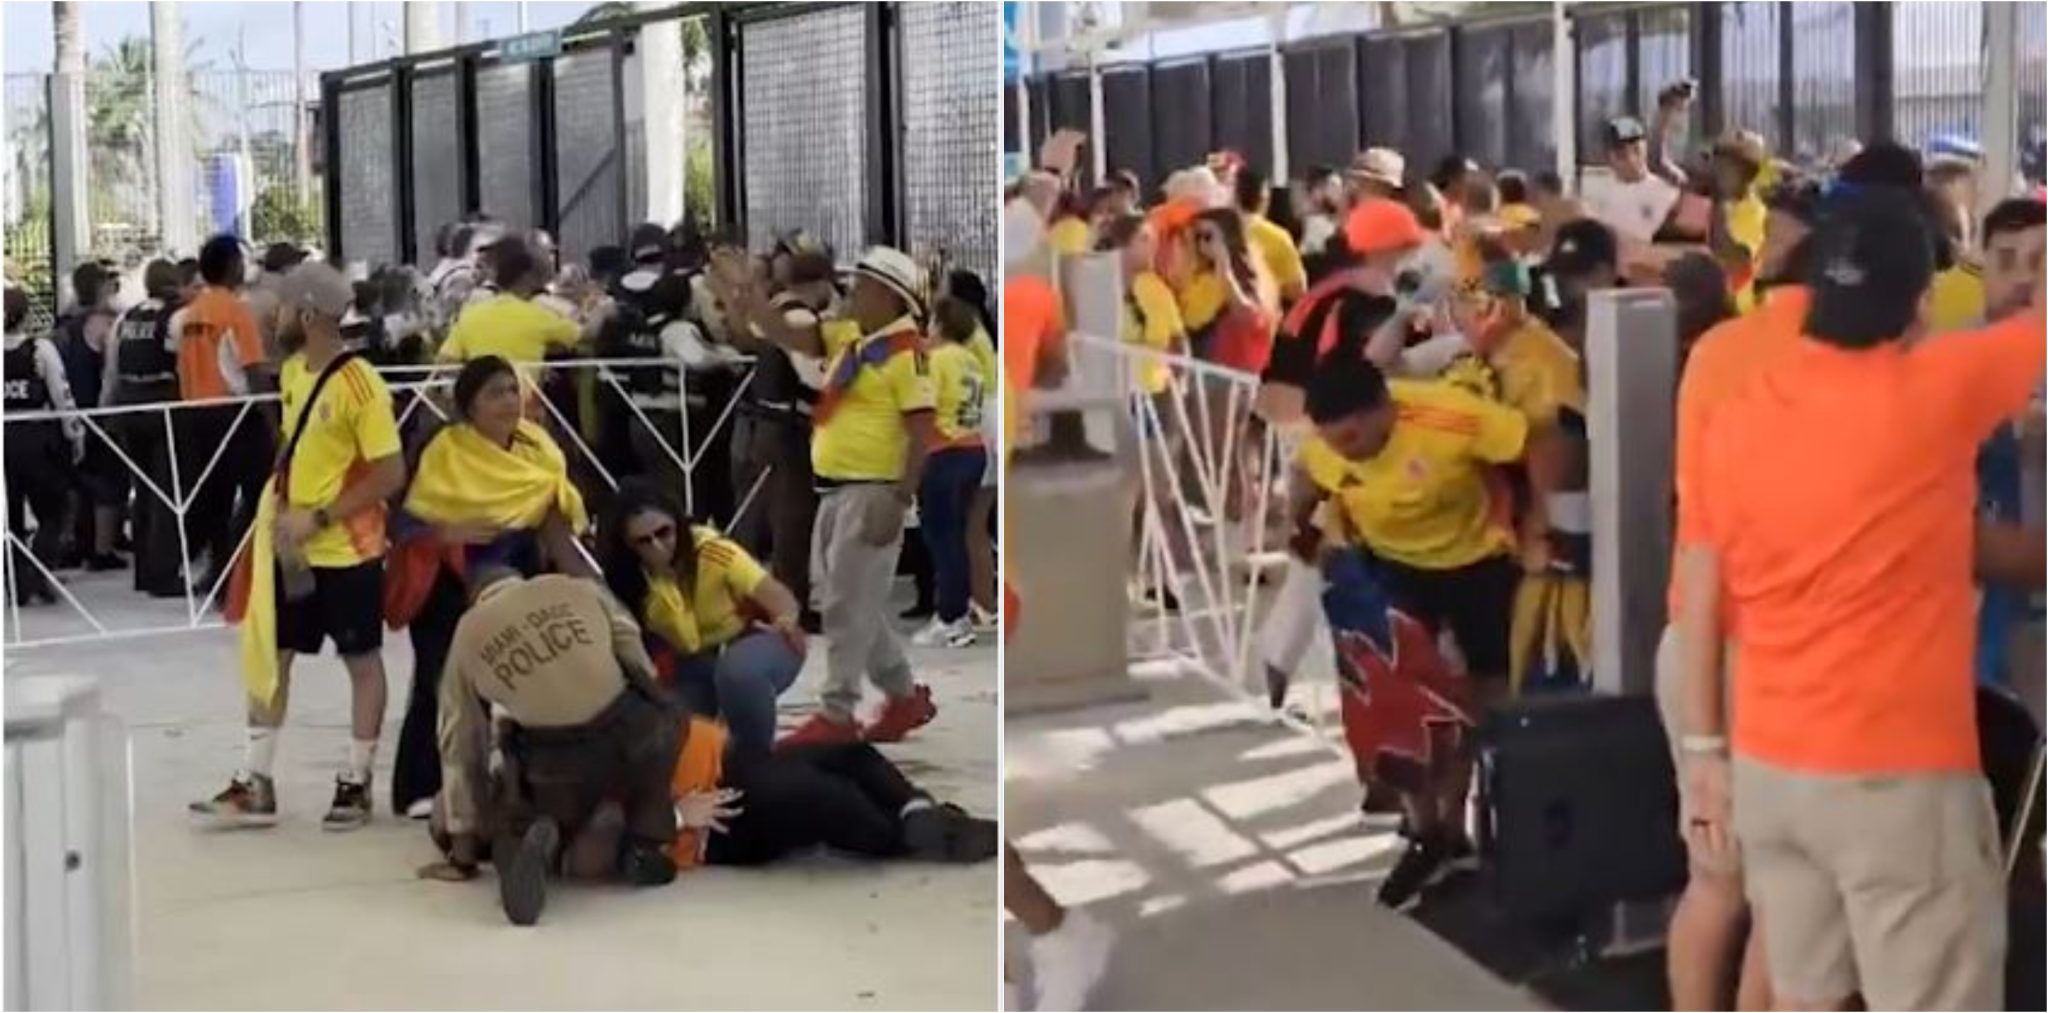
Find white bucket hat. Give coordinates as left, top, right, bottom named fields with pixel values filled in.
left=852, top=245, right=927, bottom=320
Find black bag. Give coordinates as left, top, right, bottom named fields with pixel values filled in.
left=1475, top=693, right=1687, bottom=924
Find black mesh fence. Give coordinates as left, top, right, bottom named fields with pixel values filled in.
left=1892, top=1, right=1984, bottom=152
left=1102, top=65, right=1156, bottom=194
left=1151, top=59, right=1214, bottom=193
left=898, top=1, right=1000, bottom=281
left=1788, top=1, right=1856, bottom=166
left=1211, top=51, right=1273, bottom=176
left=1283, top=40, right=1359, bottom=179
left=1507, top=21, right=1556, bottom=173
left=336, top=79, right=398, bottom=268
left=738, top=4, right=870, bottom=258
left=1456, top=24, right=1513, bottom=171
left=474, top=61, right=538, bottom=232
left=409, top=68, right=462, bottom=261
left=1576, top=9, right=1630, bottom=162
left=553, top=49, right=622, bottom=263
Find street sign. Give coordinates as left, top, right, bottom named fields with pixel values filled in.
left=501, top=29, right=562, bottom=64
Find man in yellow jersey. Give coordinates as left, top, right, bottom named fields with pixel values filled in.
left=192, top=262, right=408, bottom=831
left=723, top=246, right=940, bottom=747
left=1298, top=355, right=1528, bottom=911
left=438, top=238, right=607, bottom=364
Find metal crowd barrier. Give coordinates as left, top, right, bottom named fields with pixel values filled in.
left=1062, top=330, right=1350, bottom=748
left=1, top=357, right=759, bottom=650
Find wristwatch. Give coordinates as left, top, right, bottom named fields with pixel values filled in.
left=1679, top=734, right=1728, bottom=757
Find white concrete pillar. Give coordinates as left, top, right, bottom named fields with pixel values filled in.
left=1088, top=52, right=1107, bottom=183
left=404, top=1, right=442, bottom=54
left=50, top=1, right=90, bottom=292
left=637, top=3, right=686, bottom=227
left=1586, top=288, right=1678, bottom=697
left=1552, top=0, right=1577, bottom=186
left=1982, top=0, right=2020, bottom=210
left=152, top=2, right=197, bottom=255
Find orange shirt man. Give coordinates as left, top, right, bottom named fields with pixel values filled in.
left=1679, top=189, right=2041, bottom=1011
left=174, top=256, right=266, bottom=401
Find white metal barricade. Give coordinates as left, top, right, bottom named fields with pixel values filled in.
left=1, top=357, right=757, bottom=650
left=1060, top=329, right=1350, bottom=751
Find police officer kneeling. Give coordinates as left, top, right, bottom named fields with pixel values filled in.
left=431, top=565, right=685, bottom=926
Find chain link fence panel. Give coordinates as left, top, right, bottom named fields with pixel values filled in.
left=554, top=50, right=622, bottom=264
left=410, top=69, right=462, bottom=261
left=476, top=62, right=537, bottom=231
left=336, top=80, right=397, bottom=269
left=898, top=0, right=998, bottom=282
left=740, top=5, right=870, bottom=260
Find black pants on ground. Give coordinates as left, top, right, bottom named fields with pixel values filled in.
left=707, top=742, right=924, bottom=866
left=5, top=425, right=70, bottom=599
left=394, top=566, right=467, bottom=814
left=506, top=689, right=681, bottom=851
left=181, top=404, right=275, bottom=585
left=114, top=386, right=183, bottom=594
left=730, top=413, right=815, bottom=610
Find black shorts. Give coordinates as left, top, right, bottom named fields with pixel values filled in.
left=1370, top=552, right=1517, bottom=679
left=276, top=559, right=385, bottom=658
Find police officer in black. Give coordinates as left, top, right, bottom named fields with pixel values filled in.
left=102, top=259, right=189, bottom=597
left=4, top=286, right=84, bottom=604
left=599, top=224, right=705, bottom=506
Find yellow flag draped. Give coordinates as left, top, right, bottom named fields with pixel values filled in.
left=404, top=420, right=588, bottom=534
left=237, top=488, right=283, bottom=706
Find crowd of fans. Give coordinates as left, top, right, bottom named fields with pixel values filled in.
left=1002, top=77, right=2044, bottom=1011
left=2, top=210, right=1003, bottom=926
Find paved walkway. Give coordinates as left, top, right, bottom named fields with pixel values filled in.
left=7, top=571, right=997, bottom=1011
left=1005, top=655, right=1545, bottom=1011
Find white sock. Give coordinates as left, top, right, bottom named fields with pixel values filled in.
left=899, top=797, right=935, bottom=818
left=346, top=739, right=378, bottom=784
left=242, top=727, right=278, bottom=780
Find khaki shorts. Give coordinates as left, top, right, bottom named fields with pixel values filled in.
left=1732, top=757, right=2005, bottom=1009
left=1653, top=624, right=1740, bottom=877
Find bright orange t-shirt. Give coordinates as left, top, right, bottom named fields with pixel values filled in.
left=1000, top=274, right=1066, bottom=637
left=1696, top=307, right=2047, bottom=774
left=1668, top=286, right=1811, bottom=626
left=176, top=286, right=265, bottom=401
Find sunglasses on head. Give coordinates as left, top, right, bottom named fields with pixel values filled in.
left=630, top=523, right=677, bottom=549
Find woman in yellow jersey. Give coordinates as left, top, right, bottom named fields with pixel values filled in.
left=941, top=270, right=1000, bottom=624
left=389, top=354, right=592, bottom=818
left=1046, top=191, right=1094, bottom=257
left=1099, top=213, right=1194, bottom=609
left=909, top=297, right=993, bottom=648
left=598, top=482, right=805, bottom=760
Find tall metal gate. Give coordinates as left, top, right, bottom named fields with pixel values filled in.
left=324, top=1, right=998, bottom=281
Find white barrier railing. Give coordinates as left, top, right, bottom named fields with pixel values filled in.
left=1061, top=330, right=1348, bottom=750
left=2, top=357, right=760, bottom=650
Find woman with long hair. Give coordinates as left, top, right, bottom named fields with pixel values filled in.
left=388, top=355, right=591, bottom=817
left=1185, top=208, right=1278, bottom=374
left=909, top=296, right=994, bottom=648
left=598, top=480, right=805, bottom=759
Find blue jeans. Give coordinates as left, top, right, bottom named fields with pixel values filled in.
left=920, top=446, right=988, bottom=623
left=672, top=629, right=805, bottom=760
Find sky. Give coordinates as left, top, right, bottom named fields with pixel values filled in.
left=4, top=1, right=601, bottom=75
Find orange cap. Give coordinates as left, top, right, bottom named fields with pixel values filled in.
left=1343, top=198, right=1427, bottom=256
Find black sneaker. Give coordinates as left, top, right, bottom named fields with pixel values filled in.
left=1264, top=664, right=1292, bottom=710
left=903, top=803, right=999, bottom=863
left=902, top=803, right=951, bottom=860
left=800, top=609, right=823, bottom=635
left=1359, top=783, right=1407, bottom=830
left=1376, top=835, right=1450, bottom=912
left=83, top=553, right=127, bottom=572
left=1141, top=585, right=1181, bottom=613
left=620, top=841, right=677, bottom=887
left=499, top=818, right=562, bottom=926
left=322, top=776, right=372, bottom=832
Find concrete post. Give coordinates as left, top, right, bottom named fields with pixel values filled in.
left=404, top=2, right=442, bottom=55
left=637, top=2, right=686, bottom=227
left=152, top=2, right=197, bottom=255
left=50, top=1, right=90, bottom=295
left=1982, top=0, right=2020, bottom=211
left=1087, top=51, right=1106, bottom=183
left=1585, top=288, right=1678, bottom=697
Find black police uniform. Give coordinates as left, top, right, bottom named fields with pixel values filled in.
left=109, top=299, right=186, bottom=595
left=4, top=334, right=71, bottom=601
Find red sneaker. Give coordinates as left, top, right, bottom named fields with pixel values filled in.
left=777, top=712, right=863, bottom=750
left=864, top=684, right=938, bottom=743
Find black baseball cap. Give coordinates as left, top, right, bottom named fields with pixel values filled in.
left=1804, top=187, right=1936, bottom=349
left=1547, top=218, right=1620, bottom=279
left=628, top=222, right=670, bottom=264
left=260, top=242, right=307, bottom=273
left=1605, top=116, right=1648, bottom=149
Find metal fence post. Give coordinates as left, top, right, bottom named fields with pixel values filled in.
left=709, top=7, right=741, bottom=231
left=457, top=53, right=480, bottom=216
left=1695, top=1, right=1724, bottom=139
left=322, top=73, right=345, bottom=258
left=1623, top=9, right=1643, bottom=119
left=534, top=57, right=559, bottom=239
left=863, top=1, right=899, bottom=249
left=1853, top=1, right=1893, bottom=142
left=392, top=64, right=416, bottom=265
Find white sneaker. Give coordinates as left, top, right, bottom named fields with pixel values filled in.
left=1030, top=909, right=1114, bottom=1011
left=405, top=798, right=434, bottom=820
left=913, top=616, right=976, bottom=648
left=970, top=601, right=1001, bottom=631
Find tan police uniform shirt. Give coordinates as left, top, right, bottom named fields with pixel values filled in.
left=436, top=574, right=660, bottom=836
